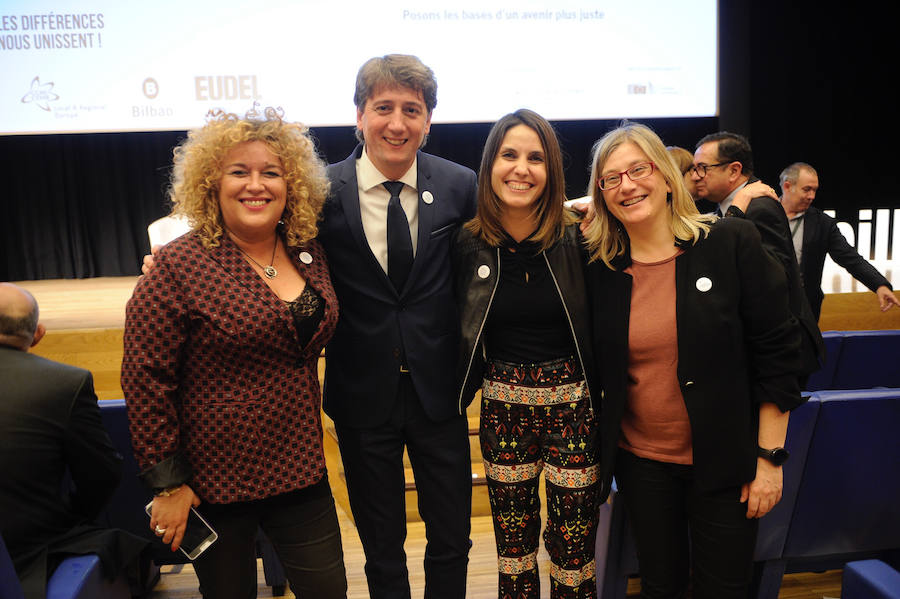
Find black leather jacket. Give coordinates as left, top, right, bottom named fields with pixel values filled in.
left=451, top=223, right=599, bottom=416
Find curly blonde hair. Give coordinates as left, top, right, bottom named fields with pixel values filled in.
left=169, top=107, right=329, bottom=249
left=583, top=122, right=713, bottom=268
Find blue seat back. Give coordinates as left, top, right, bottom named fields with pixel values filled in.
left=754, top=396, right=821, bottom=560
left=783, top=389, right=900, bottom=558
left=96, top=400, right=174, bottom=563
left=46, top=555, right=130, bottom=599
left=842, top=559, right=900, bottom=599
left=830, top=330, right=900, bottom=390
left=804, top=331, right=843, bottom=391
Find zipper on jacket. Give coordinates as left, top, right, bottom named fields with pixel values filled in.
left=542, top=251, right=595, bottom=415
left=458, top=247, right=502, bottom=415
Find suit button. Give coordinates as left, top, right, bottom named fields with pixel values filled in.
left=393, top=348, right=401, bottom=359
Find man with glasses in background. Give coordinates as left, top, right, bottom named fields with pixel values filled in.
left=692, top=132, right=823, bottom=385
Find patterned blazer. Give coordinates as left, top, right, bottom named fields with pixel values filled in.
left=122, top=232, right=338, bottom=504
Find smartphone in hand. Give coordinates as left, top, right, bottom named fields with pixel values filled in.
left=145, top=500, right=218, bottom=560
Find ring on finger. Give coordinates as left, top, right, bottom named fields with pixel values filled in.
left=155, top=526, right=167, bottom=535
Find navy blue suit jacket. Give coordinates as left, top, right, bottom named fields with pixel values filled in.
left=318, top=146, right=477, bottom=427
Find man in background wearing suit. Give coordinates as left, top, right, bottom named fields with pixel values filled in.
left=0, top=282, right=147, bottom=598
left=691, top=132, right=824, bottom=384
left=317, top=55, right=477, bottom=599
left=779, top=162, right=898, bottom=321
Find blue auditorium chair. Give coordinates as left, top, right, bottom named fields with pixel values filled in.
left=842, top=559, right=900, bottom=599
left=2, top=532, right=129, bottom=599
left=753, top=388, right=900, bottom=599
left=97, top=399, right=287, bottom=595
left=45, top=554, right=130, bottom=599
left=594, top=481, right=638, bottom=599
left=829, top=330, right=900, bottom=389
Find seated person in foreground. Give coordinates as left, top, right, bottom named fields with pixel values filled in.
left=0, top=282, right=148, bottom=599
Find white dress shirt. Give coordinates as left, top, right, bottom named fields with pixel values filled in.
left=356, top=148, right=420, bottom=274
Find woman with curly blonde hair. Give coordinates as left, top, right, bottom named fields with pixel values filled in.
left=123, top=108, right=347, bottom=598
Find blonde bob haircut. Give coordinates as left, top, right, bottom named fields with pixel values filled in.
left=169, top=107, right=330, bottom=249
left=583, top=122, right=713, bottom=268
left=465, top=109, right=575, bottom=250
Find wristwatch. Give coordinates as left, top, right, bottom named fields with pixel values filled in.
left=758, top=446, right=790, bottom=466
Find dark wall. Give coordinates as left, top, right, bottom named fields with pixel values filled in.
left=2, top=0, right=893, bottom=280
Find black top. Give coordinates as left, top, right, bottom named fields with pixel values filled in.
left=483, top=234, right=574, bottom=364
left=285, top=284, right=324, bottom=349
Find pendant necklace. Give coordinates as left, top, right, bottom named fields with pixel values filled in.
left=237, top=236, right=279, bottom=279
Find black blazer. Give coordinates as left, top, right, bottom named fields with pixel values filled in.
left=799, top=206, right=892, bottom=321
left=318, top=146, right=477, bottom=427
left=588, top=218, right=803, bottom=499
left=0, top=347, right=121, bottom=564
left=728, top=190, right=824, bottom=380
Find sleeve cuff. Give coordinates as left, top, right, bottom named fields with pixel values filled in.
left=138, top=452, right=193, bottom=492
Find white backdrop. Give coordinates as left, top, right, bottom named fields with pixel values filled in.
left=1, top=0, right=717, bottom=134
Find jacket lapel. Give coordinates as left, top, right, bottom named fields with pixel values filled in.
left=404, top=152, right=434, bottom=295
left=209, top=235, right=298, bottom=343
left=334, top=147, right=396, bottom=291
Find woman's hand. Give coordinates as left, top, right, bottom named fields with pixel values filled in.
left=149, top=485, right=201, bottom=552
left=740, top=459, right=783, bottom=518
left=732, top=181, right=779, bottom=213
left=141, top=245, right=160, bottom=275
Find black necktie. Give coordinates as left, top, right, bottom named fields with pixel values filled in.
left=384, top=181, right=413, bottom=292
left=714, top=207, right=723, bottom=218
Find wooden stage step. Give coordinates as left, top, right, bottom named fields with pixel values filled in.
left=323, top=401, right=492, bottom=523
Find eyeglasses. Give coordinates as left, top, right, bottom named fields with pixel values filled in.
left=690, top=161, right=730, bottom=179
left=597, top=162, right=656, bottom=191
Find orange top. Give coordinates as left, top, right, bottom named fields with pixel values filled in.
left=620, top=253, right=692, bottom=464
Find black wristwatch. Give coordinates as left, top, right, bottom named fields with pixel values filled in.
left=758, top=446, right=790, bottom=466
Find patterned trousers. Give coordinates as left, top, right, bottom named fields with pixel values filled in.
left=480, top=356, right=600, bottom=599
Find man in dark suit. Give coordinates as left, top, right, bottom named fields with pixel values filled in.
left=0, top=282, right=146, bottom=598
left=317, top=55, right=477, bottom=599
left=692, top=132, right=824, bottom=383
left=778, top=162, right=898, bottom=321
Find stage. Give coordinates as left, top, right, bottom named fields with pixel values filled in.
left=12, top=266, right=900, bottom=400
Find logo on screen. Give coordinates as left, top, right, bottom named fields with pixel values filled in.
left=195, top=75, right=260, bottom=102
left=21, top=77, right=59, bottom=112
left=143, top=78, right=160, bottom=99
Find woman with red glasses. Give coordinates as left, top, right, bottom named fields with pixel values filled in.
left=583, top=122, right=803, bottom=599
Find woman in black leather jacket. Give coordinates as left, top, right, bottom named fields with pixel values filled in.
left=452, top=109, right=601, bottom=599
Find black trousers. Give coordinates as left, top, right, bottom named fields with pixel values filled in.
left=335, top=375, right=472, bottom=599
left=615, top=450, right=758, bottom=599
left=192, top=487, right=347, bottom=599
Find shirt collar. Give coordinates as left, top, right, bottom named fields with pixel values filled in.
left=357, top=147, right=418, bottom=193
left=720, top=180, right=749, bottom=214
